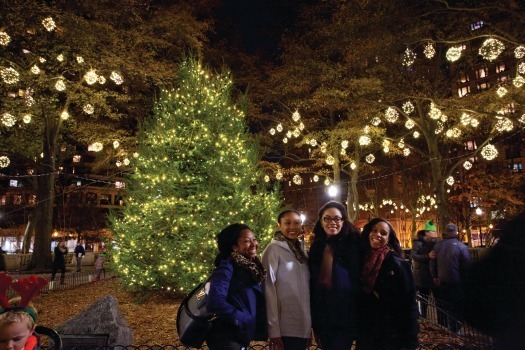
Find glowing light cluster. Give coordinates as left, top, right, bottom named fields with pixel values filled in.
left=1, top=67, right=19, bottom=84
left=403, top=148, right=410, bottom=156
left=384, top=107, right=399, bottom=123
left=402, top=48, right=416, bottom=66
left=30, top=65, right=40, bottom=74
left=83, top=104, right=94, bottom=114
left=309, top=139, right=317, bottom=147
left=0, top=32, right=11, bottom=46
left=402, top=101, right=414, bottom=114
left=110, top=71, right=124, bottom=85
left=269, top=128, right=275, bottom=135
left=446, top=176, right=455, bottom=186
left=515, top=46, right=525, bottom=59
left=326, top=155, right=335, bottom=165
left=495, top=118, right=514, bottom=132
left=89, top=142, right=104, bottom=152
left=57, top=54, right=64, bottom=62
left=42, top=17, right=56, bottom=31
left=371, top=117, right=381, bottom=126
left=479, top=38, right=505, bottom=61
left=435, top=122, right=444, bottom=134
left=446, top=47, right=462, bottom=62
left=398, top=139, right=405, bottom=148
left=292, top=174, right=302, bottom=185
left=292, top=110, right=301, bottom=122
left=513, top=75, right=525, bottom=88
left=359, top=135, right=371, bottom=146
left=264, top=175, right=270, bottom=182
left=113, top=141, right=120, bottom=149
left=496, top=86, right=508, bottom=97
left=84, top=70, right=98, bottom=85
left=445, top=128, right=461, bottom=138
left=428, top=103, right=441, bottom=120
left=276, top=170, right=283, bottom=180
left=77, top=56, right=84, bottom=64
left=313, top=175, right=319, bottom=182
left=405, top=119, right=415, bottom=129
left=519, top=62, right=525, bottom=75
left=60, top=111, right=69, bottom=120
left=424, top=42, right=435, bottom=59
left=276, top=123, right=283, bottom=132
left=350, top=162, right=356, bottom=170
left=0, top=156, right=10, bottom=168
left=413, top=131, right=420, bottom=138
left=463, top=161, right=472, bottom=170
left=341, top=140, right=349, bottom=149
left=481, top=143, right=498, bottom=160
left=1, top=113, right=16, bottom=127
left=365, top=154, right=375, bottom=164
left=55, top=80, right=66, bottom=91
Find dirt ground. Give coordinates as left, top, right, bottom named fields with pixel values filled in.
left=34, top=277, right=462, bottom=346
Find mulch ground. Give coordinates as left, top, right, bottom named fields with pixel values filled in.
left=34, top=277, right=463, bottom=346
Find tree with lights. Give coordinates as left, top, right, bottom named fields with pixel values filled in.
left=110, top=57, right=281, bottom=292
left=256, top=0, right=525, bottom=233
left=0, top=0, right=211, bottom=270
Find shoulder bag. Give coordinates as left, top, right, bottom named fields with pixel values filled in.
left=176, top=277, right=216, bottom=347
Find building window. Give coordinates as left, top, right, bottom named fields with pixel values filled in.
left=28, top=195, right=36, bottom=205
left=470, top=21, right=484, bottom=30
left=73, top=155, right=81, bottom=163
left=0, top=195, right=6, bottom=206
left=115, top=181, right=126, bottom=189
left=509, top=162, right=523, bottom=173
left=497, top=75, right=510, bottom=83
left=496, top=62, right=507, bottom=73
left=476, top=66, right=489, bottom=79
left=9, top=180, right=18, bottom=187
left=465, top=140, right=477, bottom=151
left=477, top=82, right=490, bottom=90
left=458, top=72, right=470, bottom=83
left=458, top=86, right=471, bottom=97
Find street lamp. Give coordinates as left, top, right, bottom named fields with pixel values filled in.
left=328, top=185, right=338, bottom=198
left=475, top=207, right=483, bottom=246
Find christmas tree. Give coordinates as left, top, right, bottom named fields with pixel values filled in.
left=110, top=57, right=281, bottom=292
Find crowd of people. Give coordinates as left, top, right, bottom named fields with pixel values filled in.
left=204, top=201, right=523, bottom=350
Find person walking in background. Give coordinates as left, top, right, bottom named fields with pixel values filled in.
left=73, top=241, right=85, bottom=272
left=430, top=223, right=471, bottom=332
left=358, top=218, right=419, bottom=350
left=94, top=247, right=107, bottom=281
left=262, top=209, right=311, bottom=350
left=206, top=223, right=267, bottom=350
left=411, top=222, right=438, bottom=319
left=308, top=201, right=361, bottom=350
left=51, top=241, right=67, bottom=285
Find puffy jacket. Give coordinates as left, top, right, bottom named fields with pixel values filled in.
left=430, top=238, right=471, bottom=284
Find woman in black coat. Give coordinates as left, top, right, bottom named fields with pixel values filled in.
left=308, top=201, right=361, bottom=350
left=358, top=218, right=419, bottom=350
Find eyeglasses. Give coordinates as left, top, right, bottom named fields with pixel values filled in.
left=322, top=216, right=343, bottom=223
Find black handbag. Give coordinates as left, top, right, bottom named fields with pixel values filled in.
left=176, top=277, right=216, bottom=347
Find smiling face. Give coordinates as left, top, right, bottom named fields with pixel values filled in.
left=369, top=221, right=391, bottom=250
left=321, top=207, right=344, bottom=236
left=0, top=320, right=34, bottom=350
left=233, top=229, right=258, bottom=260
left=278, top=212, right=302, bottom=240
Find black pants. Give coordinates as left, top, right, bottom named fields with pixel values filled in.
left=317, top=332, right=354, bottom=350
left=282, top=336, right=308, bottom=350
left=206, top=321, right=246, bottom=350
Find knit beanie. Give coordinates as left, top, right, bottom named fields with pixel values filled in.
left=424, top=220, right=437, bottom=231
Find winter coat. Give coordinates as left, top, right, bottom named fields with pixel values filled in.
left=262, top=238, right=311, bottom=339
left=430, top=237, right=471, bottom=284
left=206, top=256, right=267, bottom=345
left=308, top=234, right=361, bottom=337
left=358, top=252, right=420, bottom=350
left=411, top=238, right=437, bottom=288
left=53, top=246, right=67, bottom=268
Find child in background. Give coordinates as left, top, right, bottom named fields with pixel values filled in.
left=0, top=273, right=47, bottom=350
left=95, top=247, right=107, bottom=281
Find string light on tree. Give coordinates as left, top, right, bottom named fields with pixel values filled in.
left=413, top=131, right=420, bottom=138
left=0, top=32, right=10, bottom=46
left=293, top=174, right=302, bottom=185
left=359, top=135, right=371, bottom=146
left=495, top=118, right=514, bottom=132
left=479, top=38, right=505, bottom=61
left=515, top=46, right=525, bottom=59
left=365, top=154, right=375, bottom=164
left=55, top=80, right=66, bottom=91
left=402, top=48, right=416, bottom=66
left=113, top=140, right=120, bottom=149
left=405, top=119, right=415, bottom=129
left=42, top=17, right=56, bottom=31
left=1, top=67, right=19, bottom=84
left=89, top=142, right=104, bottom=152
left=384, top=107, right=399, bottom=123
left=76, top=56, right=84, bottom=64
left=276, top=170, right=283, bottom=180
left=1, top=113, right=16, bottom=127
left=403, top=148, right=410, bottom=156
left=518, top=62, right=525, bottom=75
left=83, top=104, right=94, bottom=114
left=326, top=155, right=335, bottom=165
left=402, top=101, right=414, bottom=114
left=30, top=65, right=40, bottom=74
left=424, top=42, right=435, bottom=59
left=350, top=162, right=356, bottom=170
left=446, top=46, right=462, bottom=62
left=23, top=114, right=31, bottom=123
left=446, top=176, right=454, bottom=186
left=463, top=161, right=473, bottom=170
left=292, top=110, right=301, bottom=122
left=60, top=111, right=69, bottom=120
left=313, top=175, right=319, bottom=182
left=57, top=54, right=64, bottom=62
left=0, top=156, right=10, bottom=168
left=496, top=86, right=508, bottom=97
left=276, top=123, right=283, bottom=132
left=513, top=75, right=524, bottom=88
left=269, top=128, right=276, bottom=135
left=481, top=143, right=498, bottom=160
left=371, top=117, right=381, bottom=126
left=110, top=71, right=123, bottom=85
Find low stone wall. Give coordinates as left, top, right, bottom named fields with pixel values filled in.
left=5, top=252, right=96, bottom=271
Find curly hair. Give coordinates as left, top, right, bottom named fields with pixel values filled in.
left=214, top=223, right=252, bottom=266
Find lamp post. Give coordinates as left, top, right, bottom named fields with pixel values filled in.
left=328, top=185, right=338, bottom=198
left=475, top=207, right=483, bottom=247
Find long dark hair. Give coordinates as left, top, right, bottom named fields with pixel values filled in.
left=361, top=217, right=403, bottom=257
left=214, top=223, right=251, bottom=266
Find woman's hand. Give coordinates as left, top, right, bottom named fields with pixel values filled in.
left=268, top=337, right=284, bottom=350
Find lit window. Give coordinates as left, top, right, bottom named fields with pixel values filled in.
left=496, top=63, right=507, bottom=73
left=509, top=162, right=523, bottom=173
left=458, top=72, right=470, bottom=83
left=476, top=67, right=489, bottom=79
left=498, top=75, right=510, bottom=83
left=73, top=155, right=81, bottom=163
left=470, top=21, right=484, bottom=30
left=465, top=140, right=477, bottom=151
left=458, top=86, right=471, bottom=97
left=477, top=82, right=490, bottom=90
left=13, top=195, right=22, bottom=205
left=115, top=181, right=126, bottom=189
left=28, top=195, right=36, bottom=205
left=9, top=180, right=18, bottom=187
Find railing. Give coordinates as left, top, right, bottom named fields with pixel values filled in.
left=416, top=293, right=494, bottom=350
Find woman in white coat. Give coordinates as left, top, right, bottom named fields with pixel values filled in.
left=262, top=209, right=311, bottom=350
